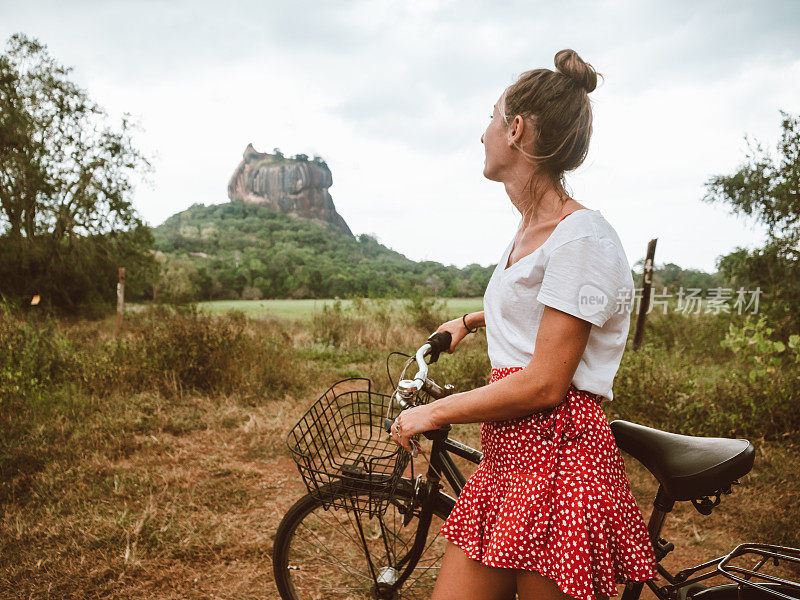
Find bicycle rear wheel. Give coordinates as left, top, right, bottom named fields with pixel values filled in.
left=273, top=479, right=455, bottom=599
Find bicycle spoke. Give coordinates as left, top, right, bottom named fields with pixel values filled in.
left=349, top=500, right=379, bottom=582
left=294, top=520, right=372, bottom=582
left=276, top=486, right=453, bottom=600
left=314, top=501, right=369, bottom=550
left=400, top=527, right=447, bottom=592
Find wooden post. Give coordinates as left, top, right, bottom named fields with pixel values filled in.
left=633, top=239, right=657, bottom=350
left=115, top=267, right=126, bottom=337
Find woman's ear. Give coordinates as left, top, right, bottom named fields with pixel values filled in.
left=507, top=115, right=524, bottom=145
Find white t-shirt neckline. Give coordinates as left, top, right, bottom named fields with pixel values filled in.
left=501, top=209, right=600, bottom=275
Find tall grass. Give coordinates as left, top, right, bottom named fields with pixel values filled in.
left=0, top=304, right=302, bottom=505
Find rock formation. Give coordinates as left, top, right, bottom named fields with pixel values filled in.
left=227, top=144, right=353, bottom=236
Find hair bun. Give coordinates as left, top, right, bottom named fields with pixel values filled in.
left=554, top=49, right=600, bottom=93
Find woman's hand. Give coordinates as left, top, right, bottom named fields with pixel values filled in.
left=390, top=404, right=440, bottom=454
left=436, top=317, right=470, bottom=353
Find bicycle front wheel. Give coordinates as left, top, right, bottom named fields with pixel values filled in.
left=273, top=479, right=455, bottom=599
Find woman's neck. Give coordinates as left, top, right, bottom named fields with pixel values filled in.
left=504, top=179, right=571, bottom=228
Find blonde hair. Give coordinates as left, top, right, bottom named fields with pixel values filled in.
left=501, top=49, right=603, bottom=217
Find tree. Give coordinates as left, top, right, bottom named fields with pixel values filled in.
left=702, top=110, right=800, bottom=329
left=155, top=254, right=199, bottom=303
left=0, top=33, right=154, bottom=314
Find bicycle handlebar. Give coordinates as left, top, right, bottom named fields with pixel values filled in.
left=426, top=331, right=452, bottom=363
left=407, top=331, right=452, bottom=389
left=384, top=331, right=456, bottom=455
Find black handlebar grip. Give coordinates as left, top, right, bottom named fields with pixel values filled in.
left=426, top=331, right=452, bottom=363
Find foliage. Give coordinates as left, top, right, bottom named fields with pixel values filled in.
left=0, top=33, right=154, bottom=315
left=720, top=314, right=800, bottom=382
left=84, top=305, right=298, bottom=398
left=152, top=200, right=495, bottom=301
left=608, top=310, right=800, bottom=441
left=0, top=303, right=300, bottom=408
left=151, top=201, right=751, bottom=305
left=309, top=297, right=416, bottom=352
left=631, top=260, right=726, bottom=294
left=153, top=252, right=199, bottom=303
left=1, top=303, right=799, bottom=591
left=402, top=292, right=447, bottom=333
left=702, top=110, right=800, bottom=328
left=0, top=306, right=65, bottom=404
left=310, top=299, right=352, bottom=347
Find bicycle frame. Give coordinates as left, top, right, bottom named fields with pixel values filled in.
left=622, top=488, right=800, bottom=600
left=427, top=429, right=482, bottom=495
left=382, top=426, right=482, bottom=594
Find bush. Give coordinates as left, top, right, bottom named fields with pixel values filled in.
left=609, top=312, right=800, bottom=440
left=0, top=307, right=71, bottom=405
left=82, top=305, right=298, bottom=398
left=310, top=300, right=352, bottom=348
left=720, top=314, right=800, bottom=381
left=0, top=303, right=300, bottom=402
left=241, top=286, right=263, bottom=300
left=402, top=294, right=447, bottom=333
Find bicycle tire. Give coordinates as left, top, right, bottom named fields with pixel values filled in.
left=273, top=479, right=456, bottom=599
left=692, top=583, right=800, bottom=600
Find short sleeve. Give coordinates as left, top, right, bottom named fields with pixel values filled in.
left=536, top=235, right=627, bottom=328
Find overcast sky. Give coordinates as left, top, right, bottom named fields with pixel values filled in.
left=2, top=0, right=799, bottom=272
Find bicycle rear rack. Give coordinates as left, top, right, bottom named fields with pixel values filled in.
left=666, top=543, right=800, bottom=600
left=718, top=544, right=800, bottom=600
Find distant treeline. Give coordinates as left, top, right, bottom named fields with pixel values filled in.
left=151, top=201, right=728, bottom=303
left=151, top=201, right=495, bottom=301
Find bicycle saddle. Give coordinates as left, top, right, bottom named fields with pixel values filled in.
left=610, top=420, right=755, bottom=501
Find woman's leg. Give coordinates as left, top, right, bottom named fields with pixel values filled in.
left=431, top=542, right=517, bottom=600
left=516, top=570, right=570, bottom=600
left=517, top=570, right=610, bottom=600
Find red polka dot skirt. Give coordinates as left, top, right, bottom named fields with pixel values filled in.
left=439, top=367, right=658, bottom=600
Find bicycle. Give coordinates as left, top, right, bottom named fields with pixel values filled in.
left=273, top=332, right=800, bottom=600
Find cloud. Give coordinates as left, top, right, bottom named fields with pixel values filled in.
left=1, top=0, right=798, bottom=271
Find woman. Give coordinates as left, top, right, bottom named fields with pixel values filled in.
left=389, top=49, right=658, bottom=600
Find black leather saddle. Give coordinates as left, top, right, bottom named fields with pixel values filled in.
left=610, top=420, right=755, bottom=501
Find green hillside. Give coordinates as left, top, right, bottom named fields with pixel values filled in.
left=152, top=201, right=494, bottom=301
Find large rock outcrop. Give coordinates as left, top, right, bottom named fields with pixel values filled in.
left=227, top=144, right=353, bottom=236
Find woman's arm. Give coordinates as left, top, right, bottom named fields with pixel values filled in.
left=435, top=310, right=486, bottom=353
left=391, top=305, right=592, bottom=452
left=465, top=311, right=485, bottom=330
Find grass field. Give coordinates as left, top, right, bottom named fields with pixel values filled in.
left=196, top=297, right=485, bottom=319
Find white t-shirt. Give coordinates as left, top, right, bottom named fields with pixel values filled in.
left=483, top=209, right=635, bottom=401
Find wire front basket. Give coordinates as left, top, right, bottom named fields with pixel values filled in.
left=286, top=378, right=409, bottom=517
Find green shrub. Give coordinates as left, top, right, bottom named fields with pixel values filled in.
left=720, top=314, right=800, bottom=381
left=80, top=304, right=299, bottom=398
left=609, top=313, right=800, bottom=440
left=310, top=300, right=352, bottom=348
left=402, top=294, right=447, bottom=333
left=0, top=308, right=71, bottom=405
